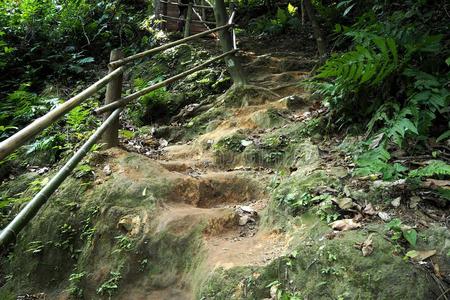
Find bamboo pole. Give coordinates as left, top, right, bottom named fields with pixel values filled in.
left=184, top=3, right=193, bottom=38
left=108, top=23, right=232, bottom=68
left=159, top=0, right=213, bottom=9
left=201, top=0, right=206, bottom=20
left=0, top=67, right=125, bottom=162
left=214, top=1, right=247, bottom=85
left=161, top=15, right=216, bottom=25
left=95, top=49, right=238, bottom=115
left=192, top=7, right=212, bottom=32
left=0, top=109, right=122, bottom=248
left=102, top=49, right=123, bottom=148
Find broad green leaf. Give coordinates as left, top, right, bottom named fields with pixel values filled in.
left=402, top=228, right=417, bottom=247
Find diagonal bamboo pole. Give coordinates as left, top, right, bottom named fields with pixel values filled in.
left=0, top=108, right=122, bottom=248
left=108, top=23, right=233, bottom=68
left=94, top=49, right=238, bottom=115
left=0, top=67, right=125, bottom=161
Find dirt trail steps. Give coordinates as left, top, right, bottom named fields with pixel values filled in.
left=134, top=38, right=315, bottom=298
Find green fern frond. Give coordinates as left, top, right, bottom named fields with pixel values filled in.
left=409, top=160, right=450, bottom=178
left=316, top=33, right=398, bottom=86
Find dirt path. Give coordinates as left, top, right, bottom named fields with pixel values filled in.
left=138, top=36, right=317, bottom=297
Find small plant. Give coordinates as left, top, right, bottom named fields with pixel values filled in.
left=266, top=280, right=303, bottom=300
left=113, top=235, right=135, bottom=253
left=67, top=271, right=86, bottom=298
left=386, top=218, right=417, bottom=247
left=214, top=134, right=247, bottom=153
left=96, top=270, right=122, bottom=297
left=74, top=163, right=94, bottom=179
left=26, top=241, right=44, bottom=255
left=313, top=195, right=340, bottom=223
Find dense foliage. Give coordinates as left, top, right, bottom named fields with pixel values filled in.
left=0, top=0, right=153, bottom=170
left=312, top=0, right=450, bottom=181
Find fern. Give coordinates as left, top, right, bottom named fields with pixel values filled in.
left=67, top=106, right=90, bottom=131
left=354, top=146, right=407, bottom=180
left=409, top=160, right=450, bottom=178
left=316, top=33, right=398, bottom=86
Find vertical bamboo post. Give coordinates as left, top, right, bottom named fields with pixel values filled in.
left=184, top=2, right=193, bottom=37
left=102, top=49, right=123, bottom=148
left=214, top=0, right=247, bottom=85
left=201, top=0, right=206, bottom=21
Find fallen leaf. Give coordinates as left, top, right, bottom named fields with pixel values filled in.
left=423, top=179, right=450, bottom=188
left=369, top=133, right=385, bottom=149
left=405, top=250, right=436, bottom=262
left=362, top=234, right=374, bottom=256
left=353, top=213, right=363, bottom=222
left=330, top=219, right=361, bottom=231
left=363, top=203, right=377, bottom=216
left=333, top=197, right=354, bottom=210
left=409, top=196, right=421, bottom=209
left=433, top=263, right=441, bottom=278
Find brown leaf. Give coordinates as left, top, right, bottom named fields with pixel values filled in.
left=433, top=263, right=442, bottom=278
left=330, top=219, right=361, bottom=231
left=354, top=234, right=374, bottom=257
left=423, top=179, right=450, bottom=188
left=363, top=203, right=377, bottom=216
left=361, top=234, right=374, bottom=257
left=405, top=250, right=437, bottom=262
left=333, top=197, right=354, bottom=210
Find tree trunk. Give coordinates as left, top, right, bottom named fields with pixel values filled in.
left=214, top=0, right=247, bottom=85
left=303, top=0, right=327, bottom=62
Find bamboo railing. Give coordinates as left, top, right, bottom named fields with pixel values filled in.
left=0, top=10, right=240, bottom=248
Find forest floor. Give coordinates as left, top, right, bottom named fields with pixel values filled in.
left=0, top=32, right=449, bottom=299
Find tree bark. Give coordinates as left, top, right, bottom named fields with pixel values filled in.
left=303, top=0, right=327, bottom=63
left=214, top=0, right=247, bottom=85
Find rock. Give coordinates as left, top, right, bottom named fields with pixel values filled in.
left=221, top=85, right=280, bottom=107
left=240, top=140, right=253, bottom=147
left=239, top=205, right=256, bottom=214
left=239, top=215, right=250, bottom=226
left=378, top=212, right=391, bottom=222
left=250, top=109, right=286, bottom=128
left=285, top=95, right=306, bottom=110
left=103, top=164, right=112, bottom=176
left=391, top=197, right=401, bottom=207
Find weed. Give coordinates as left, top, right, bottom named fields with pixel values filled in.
left=96, top=270, right=122, bottom=297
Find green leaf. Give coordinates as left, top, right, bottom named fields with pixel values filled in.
left=343, top=3, right=355, bottom=16
left=386, top=38, right=398, bottom=64
left=436, top=130, right=450, bottom=143
left=402, top=228, right=417, bottom=247
left=287, top=3, right=298, bottom=16
left=446, top=57, right=450, bottom=66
